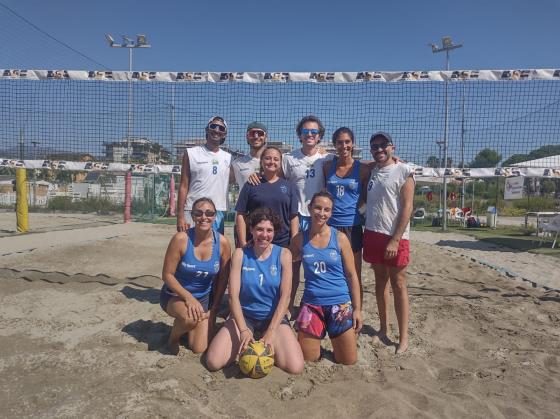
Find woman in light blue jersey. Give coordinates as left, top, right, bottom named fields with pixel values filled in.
left=290, top=191, right=362, bottom=364
left=160, top=197, right=231, bottom=355
left=206, top=207, right=304, bottom=374
left=322, top=127, right=370, bottom=285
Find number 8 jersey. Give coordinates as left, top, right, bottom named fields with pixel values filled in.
left=301, top=227, right=351, bottom=306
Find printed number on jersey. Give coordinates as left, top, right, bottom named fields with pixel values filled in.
left=313, top=261, right=327, bottom=274
left=336, top=185, right=345, bottom=197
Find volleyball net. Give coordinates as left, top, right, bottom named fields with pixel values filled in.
left=1, top=69, right=559, bottom=219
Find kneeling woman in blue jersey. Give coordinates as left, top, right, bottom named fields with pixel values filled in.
left=290, top=191, right=362, bottom=364
left=206, top=207, right=304, bottom=374
left=160, top=197, right=231, bottom=355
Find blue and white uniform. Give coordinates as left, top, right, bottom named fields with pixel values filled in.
left=296, top=227, right=354, bottom=338
left=239, top=245, right=283, bottom=321
left=301, top=227, right=350, bottom=306
left=160, top=228, right=221, bottom=310
left=282, top=149, right=333, bottom=229
left=325, top=158, right=362, bottom=227
left=185, top=145, right=231, bottom=233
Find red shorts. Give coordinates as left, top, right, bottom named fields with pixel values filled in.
left=363, top=230, right=410, bottom=267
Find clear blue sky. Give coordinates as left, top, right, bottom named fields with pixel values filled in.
left=1, top=0, right=559, bottom=72
left=1, top=0, right=559, bottom=168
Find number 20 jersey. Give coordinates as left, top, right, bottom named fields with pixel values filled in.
left=301, top=227, right=350, bottom=306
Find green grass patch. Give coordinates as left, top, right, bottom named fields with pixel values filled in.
left=412, top=222, right=560, bottom=258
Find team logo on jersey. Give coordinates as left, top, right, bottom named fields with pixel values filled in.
left=329, top=250, right=338, bottom=261
left=348, top=180, right=358, bottom=190
left=270, top=265, right=278, bottom=276
left=280, top=185, right=288, bottom=194
left=214, top=261, right=220, bottom=272
left=212, top=159, right=219, bottom=165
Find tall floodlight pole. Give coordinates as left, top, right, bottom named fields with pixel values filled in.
left=430, top=36, right=462, bottom=230
left=460, top=84, right=466, bottom=210
left=105, top=34, right=151, bottom=163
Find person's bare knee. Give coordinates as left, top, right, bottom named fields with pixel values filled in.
left=334, top=352, right=357, bottom=365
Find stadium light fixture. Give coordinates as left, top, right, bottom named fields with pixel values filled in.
left=105, top=33, right=151, bottom=163
left=105, top=33, right=151, bottom=71
left=429, top=36, right=462, bottom=231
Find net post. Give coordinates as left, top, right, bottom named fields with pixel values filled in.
left=169, top=174, right=176, bottom=217
left=124, top=171, right=132, bottom=223
left=16, top=168, right=28, bottom=233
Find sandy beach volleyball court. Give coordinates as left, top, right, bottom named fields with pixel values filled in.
left=0, top=213, right=558, bottom=418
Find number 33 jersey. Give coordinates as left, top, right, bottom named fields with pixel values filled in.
left=282, top=149, right=333, bottom=217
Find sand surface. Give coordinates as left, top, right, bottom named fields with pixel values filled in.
left=0, top=213, right=559, bottom=418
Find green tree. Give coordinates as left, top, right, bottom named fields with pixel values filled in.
left=541, top=179, right=556, bottom=195
left=502, top=144, right=560, bottom=166
left=426, top=155, right=439, bottom=168
left=469, top=148, right=502, bottom=168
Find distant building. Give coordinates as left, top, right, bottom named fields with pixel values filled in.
left=173, top=139, right=244, bottom=163
left=104, top=137, right=170, bottom=163
left=267, top=140, right=293, bottom=154
left=324, top=144, right=364, bottom=160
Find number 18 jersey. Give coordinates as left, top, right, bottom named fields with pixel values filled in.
left=301, top=227, right=350, bottom=306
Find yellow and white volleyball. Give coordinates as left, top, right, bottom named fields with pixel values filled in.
left=238, top=341, right=274, bottom=379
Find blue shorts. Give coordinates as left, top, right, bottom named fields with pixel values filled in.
left=332, top=224, right=363, bottom=252
left=213, top=211, right=225, bottom=235
left=243, top=315, right=290, bottom=339
left=299, top=215, right=311, bottom=231
left=160, top=290, right=210, bottom=313
left=296, top=302, right=354, bottom=339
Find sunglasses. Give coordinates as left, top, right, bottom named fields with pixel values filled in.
left=370, top=141, right=392, bottom=151
left=208, top=123, right=226, bottom=132
left=301, top=128, right=320, bottom=136
left=248, top=129, right=266, bottom=137
left=192, top=209, right=217, bottom=218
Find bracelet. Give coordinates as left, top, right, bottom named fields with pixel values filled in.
left=239, top=328, right=249, bottom=333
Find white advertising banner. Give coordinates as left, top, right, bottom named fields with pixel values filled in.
left=504, top=176, right=524, bottom=200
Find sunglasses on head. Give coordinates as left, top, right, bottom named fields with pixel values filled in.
left=208, top=123, right=226, bottom=132
left=192, top=209, right=217, bottom=218
left=301, top=128, right=320, bottom=136
left=248, top=129, right=265, bottom=137
left=370, top=140, right=392, bottom=151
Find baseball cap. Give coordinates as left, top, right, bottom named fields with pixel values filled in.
left=246, top=121, right=267, bottom=132
left=370, top=131, right=393, bottom=145
left=207, top=116, right=228, bottom=130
